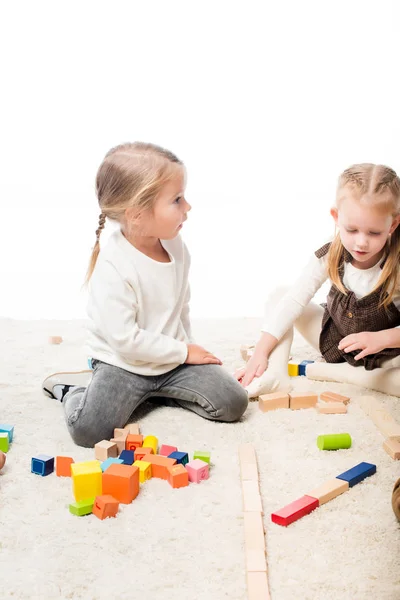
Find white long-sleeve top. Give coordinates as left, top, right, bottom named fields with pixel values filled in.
left=86, top=229, right=193, bottom=376
left=262, top=250, right=400, bottom=341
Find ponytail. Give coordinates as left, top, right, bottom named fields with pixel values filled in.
left=84, top=213, right=106, bottom=284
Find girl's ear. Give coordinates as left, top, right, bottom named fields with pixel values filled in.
left=125, top=205, right=141, bottom=225
left=330, top=207, right=339, bottom=225
left=389, top=215, right=400, bottom=234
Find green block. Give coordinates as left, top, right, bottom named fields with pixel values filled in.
left=193, top=451, right=211, bottom=464
left=0, top=433, right=9, bottom=453
left=317, top=433, right=352, bottom=451
left=69, top=498, right=95, bottom=516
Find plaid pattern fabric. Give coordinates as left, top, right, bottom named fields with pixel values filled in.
left=315, top=243, right=400, bottom=370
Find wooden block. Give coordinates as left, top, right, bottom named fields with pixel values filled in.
left=125, top=434, right=144, bottom=451
left=48, top=336, right=63, bottom=344
left=320, top=391, right=350, bottom=404
left=123, top=423, right=140, bottom=435
left=244, top=512, right=265, bottom=551
left=168, top=463, right=189, bottom=488
left=186, top=459, right=209, bottom=483
left=94, top=440, right=118, bottom=461
left=247, top=572, right=271, bottom=600
left=307, top=478, right=349, bottom=505
left=383, top=439, right=400, bottom=460
left=142, top=435, right=158, bottom=454
left=246, top=549, right=267, bottom=572
left=71, top=460, right=102, bottom=501
left=159, top=444, right=178, bottom=456
left=69, top=498, right=95, bottom=516
left=336, top=461, right=376, bottom=487
left=271, top=495, right=319, bottom=526
left=56, top=456, right=74, bottom=477
left=316, top=402, right=347, bottom=414
left=193, top=450, right=211, bottom=464
left=0, top=433, right=9, bottom=453
left=144, top=454, right=177, bottom=479
left=110, top=437, right=127, bottom=454
left=134, top=447, right=153, bottom=461
left=358, top=396, right=400, bottom=441
left=288, top=360, right=300, bottom=376
left=242, top=480, right=263, bottom=513
left=239, top=444, right=257, bottom=466
left=92, top=495, right=119, bottom=520
left=289, top=392, right=318, bottom=410
left=259, top=392, right=290, bottom=413
left=240, top=461, right=259, bottom=481
left=101, top=457, right=123, bottom=472
left=298, top=360, right=314, bottom=376
left=133, top=460, right=152, bottom=483
left=113, top=428, right=126, bottom=438
left=102, top=463, right=140, bottom=503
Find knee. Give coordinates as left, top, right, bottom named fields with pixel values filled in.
left=66, top=419, right=101, bottom=448
left=219, top=383, right=248, bottom=422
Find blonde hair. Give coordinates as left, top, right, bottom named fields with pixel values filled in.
left=85, top=142, right=183, bottom=282
left=327, top=163, right=400, bottom=307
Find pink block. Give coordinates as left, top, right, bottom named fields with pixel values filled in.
left=159, top=444, right=178, bottom=457
left=271, top=495, right=319, bottom=527
left=185, top=459, right=209, bottom=483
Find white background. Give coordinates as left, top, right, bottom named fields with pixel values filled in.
left=0, top=0, right=398, bottom=320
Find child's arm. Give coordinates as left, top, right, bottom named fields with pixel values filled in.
left=338, top=328, right=400, bottom=360
left=180, top=283, right=195, bottom=342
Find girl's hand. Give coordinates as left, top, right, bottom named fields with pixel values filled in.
left=338, top=330, right=389, bottom=360
left=235, top=349, right=269, bottom=387
left=185, top=344, right=222, bottom=365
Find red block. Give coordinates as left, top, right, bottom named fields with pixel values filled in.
left=271, top=495, right=319, bottom=526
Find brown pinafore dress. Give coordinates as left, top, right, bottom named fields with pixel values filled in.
left=316, top=243, right=400, bottom=371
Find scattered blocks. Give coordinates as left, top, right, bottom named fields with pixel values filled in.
left=119, top=450, right=134, bottom=465
left=0, top=433, right=9, bottom=453
left=307, top=478, right=349, bottom=505
left=289, top=392, right=318, bottom=410
left=259, top=392, right=290, bottom=413
left=186, top=459, right=209, bottom=483
left=0, top=424, right=14, bottom=443
left=125, top=434, right=143, bottom=451
left=298, top=360, right=314, bottom=376
left=101, top=457, right=123, bottom=472
left=317, top=402, right=347, bottom=414
left=143, top=454, right=177, bottom=479
left=193, top=450, right=211, bottom=464
left=320, top=391, right=350, bottom=405
left=159, top=444, right=178, bottom=456
left=92, top=495, right=119, bottom=520
left=71, top=460, right=102, bottom=501
left=168, top=464, right=189, bottom=488
left=56, top=456, right=74, bottom=477
left=317, top=433, right=352, bottom=450
left=383, top=439, right=400, bottom=460
left=134, top=447, right=153, bottom=461
left=102, top=463, right=139, bottom=503
left=271, top=495, right=319, bottom=526
left=31, top=454, right=54, bottom=476
left=133, top=460, right=152, bottom=483
left=48, top=336, right=63, bottom=344
left=94, top=440, right=118, bottom=461
left=336, top=462, right=376, bottom=487
left=142, top=435, right=158, bottom=454
left=168, top=451, right=189, bottom=466
left=69, top=498, right=95, bottom=516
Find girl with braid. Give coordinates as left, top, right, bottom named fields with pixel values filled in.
left=42, top=142, right=248, bottom=447
left=237, top=163, right=400, bottom=399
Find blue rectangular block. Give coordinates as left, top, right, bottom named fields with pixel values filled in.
left=101, top=457, right=123, bottom=472
left=336, top=462, right=376, bottom=487
left=298, top=361, right=314, bottom=376
left=0, top=424, right=14, bottom=443
left=31, top=454, right=54, bottom=476
left=168, top=451, right=189, bottom=465
left=119, top=450, right=134, bottom=465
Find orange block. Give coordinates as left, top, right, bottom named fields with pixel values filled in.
left=56, top=456, right=74, bottom=477
left=144, top=454, right=177, bottom=479
left=125, top=434, right=144, bottom=451
left=135, top=447, right=154, bottom=461
left=168, top=464, right=189, bottom=488
left=320, top=391, right=350, bottom=404
left=289, top=392, right=318, bottom=410
left=92, top=495, right=119, bottom=520
left=102, top=463, right=139, bottom=503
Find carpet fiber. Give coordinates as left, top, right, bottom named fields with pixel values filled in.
left=1, top=317, right=399, bottom=600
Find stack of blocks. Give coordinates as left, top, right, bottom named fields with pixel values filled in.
left=287, top=359, right=315, bottom=376
left=259, top=390, right=350, bottom=414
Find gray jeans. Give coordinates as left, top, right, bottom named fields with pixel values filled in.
left=64, top=360, right=249, bottom=447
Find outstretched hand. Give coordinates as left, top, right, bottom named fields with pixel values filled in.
left=338, top=330, right=389, bottom=360
left=235, top=349, right=269, bottom=388
left=185, top=344, right=222, bottom=365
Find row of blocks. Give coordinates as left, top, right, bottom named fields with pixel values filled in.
left=288, top=359, right=315, bottom=377
left=259, top=390, right=350, bottom=413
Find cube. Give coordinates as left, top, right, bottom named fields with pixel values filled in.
left=298, top=360, right=314, bottom=376
left=143, top=454, right=177, bottom=479
left=133, top=460, right=152, bottom=483
left=56, top=456, right=74, bottom=477
left=336, top=462, right=376, bottom=487
left=125, top=434, right=143, bottom=451
left=134, top=447, right=153, bottom=461
left=0, top=433, right=9, bottom=453
left=92, top=495, right=119, bottom=520
left=193, top=451, right=211, bottom=464
left=142, top=435, right=158, bottom=454
left=168, top=464, right=189, bottom=488
left=102, top=463, right=139, bottom=503
left=69, top=498, right=95, bottom=516
left=287, top=360, right=300, bottom=376
left=94, top=440, right=118, bottom=461
left=160, top=444, right=177, bottom=456
left=123, top=423, right=140, bottom=435
left=168, top=451, right=188, bottom=466
left=119, top=450, right=135, bottom=465
left=71, top=460, right=102, bottom=501
left=101, top=457, right=123, bottom=472
left=186, top=459, right=209, bottom=483
left=0, top=424, right=14, bottom=443
left=110, top=436, right=127, bottom=454
left=31, top=454, right=54, bottom=476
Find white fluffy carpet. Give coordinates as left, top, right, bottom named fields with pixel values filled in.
left=1, top=317, right=399, bottom=600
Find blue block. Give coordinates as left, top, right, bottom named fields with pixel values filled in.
left=119, top=450, right=134, bottom=465
left=168, top=451, right=189, bottom=465
left=31, top=454, right=54, bottom=476
left=0, top=424, right=14, bottom=443
left=298, top=360, right=314, bottom=376
left=101, top=457, right=123, bottom=472
left=336, top=462, right=376, bottom=487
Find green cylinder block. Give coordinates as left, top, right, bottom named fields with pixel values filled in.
left=317, top=433, right=352, bottom=450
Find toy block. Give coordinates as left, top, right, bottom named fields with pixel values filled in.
left=246, top=548, right=267, bottom=572
left=102, top=463, right=140, bottom=503
left=92, top=495, right=119, bottom=520
left=317, top=433, right=352, bottom=450
left=160, top=444, right=177, bottom=456
left=48, top=335, right=63, bottom=344
left=298, top=360, right=314, bottom=376
left=239, top=444, right=257, bottom=466
left=144, top=454, right=177, bottom=479
left=244, top=512, right=265, bottom=552
left=240, top=461, right=259, bottom=481
left=320, top=391, right=350, bottom=404
left=69, top=498, right=95, bottom=516
left=336, top=462, right=376, bottom=487
left=56, top=456, right=74, bottom=477
left=142, top=435, right=158, bottom=454
left=288, top=360, right=300, bottom=376
left=259, top=392, right=290, bottom=412
left=271, top=495, right=319, bottom=526
left=383, top=438, right=400, bottom=460
left=186, top=458, right=209, bottom=484
left=113, top=428, right=126, bottom=438
left=168, top=451, right=189, bottom=465
left=289, top=392, right=318, bottom=410
left=316, top=402, right=347, bottom=414
left=246, top=572, right=271, bottom=600
left=134, top=447, right=153, bottom=461
left=94, top=440, right=118, bottom=461
left=0, top=451, right=6, bottom=470
left=101, top=457, right=123, bottom=472
left=193, top=450, right=211, bottom=464
left=168, top=463, right=189, bottom=488
left=242, top=480, right=263, bottom=512
left=358, top=396, right=400, bottom=441
left=71, top=460, right=102, bottom=501
left=0, top=433, right=9, bottom=453
left=123, top=423, right=140, bottom=435
left=133, top=460, right=152, bottom=483
left=119, top=450, right=135, bottom=465
left=307, top=478, right=349, bottom=505
left=0, top=424, right=14, bottom=443
left=125, top=434, right=143, bottom=451
left=110, top=436, right=127, bottom=454
left=31, top=454, right=54, bottom=476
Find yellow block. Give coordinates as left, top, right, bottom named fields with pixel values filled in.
left=133, top=460, right=152, bottom=483
left=288, top=361, right=299, bottom=377
left=142, top=435, right=158, bottom=454
left=71, top=460, right=102, bottom=502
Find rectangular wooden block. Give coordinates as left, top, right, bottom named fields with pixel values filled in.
left=244, top=512, right=265, bottom=551
left=240, top=461, right=259, bottom=481
left=239, top=444, right=257, bottom=466
left=246, top=549, right=267, bottom=572
left=307, top=478, right=349, bottom=505
left=247, top=572, right=271, bottom=600
left=336, top=461, right=376, bottom=487
left=143, top=454, right=177, bottom=479
left=259, top=392, right=290, bottom=413
left=316, top=402, right=347, bottom=414
left=358, top=396, right=400, bottom=441
left=383, top=438, right=400, bottom=460
left=320, top=391, right=350, bottom=404
left=123, top=423, right=140, bottom=435
left=242, top=480, right=263, bottom=513
left=289, top=392, right=318, bottom=410
left=288, top=360, right=300, bottom=376
left=271, top=495, right=319, bottom=526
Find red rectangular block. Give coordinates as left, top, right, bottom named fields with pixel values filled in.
left=271, top=495, right=319, bottom=526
